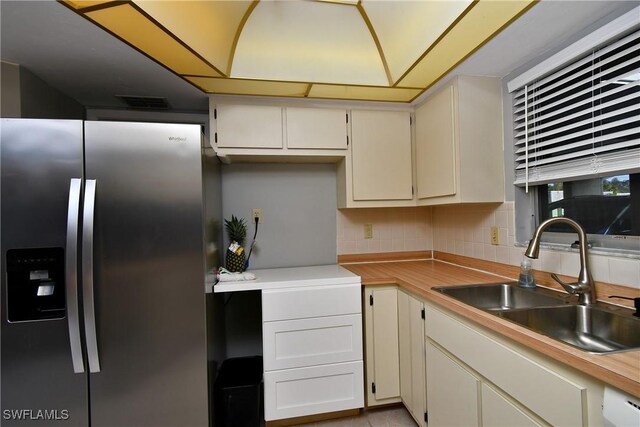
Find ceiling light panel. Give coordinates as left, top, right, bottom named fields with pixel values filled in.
left=231, top=1, right=388, bottom=85
left=133, top=1, right=253, bottom=77
left=186, top=77, right=309, bottom=98
left=85, top=3, right=222, bottom=77
left=308, top=84, right=421, bottom=102
left=361, top=0, right=473, bottom=84
left=398, top=0, right=536, bottom=89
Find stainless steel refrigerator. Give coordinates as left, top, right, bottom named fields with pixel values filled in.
left=1, top=119, right=210, bottom=426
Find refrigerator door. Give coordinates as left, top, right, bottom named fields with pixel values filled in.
left=83, top=122, right=208, bottom=427
left=1, top=119, right=89, bottom=426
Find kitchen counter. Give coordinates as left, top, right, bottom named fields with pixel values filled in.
left=213, top=264, right=360, bottom=292
left=341, top=258, right=640, bottom=398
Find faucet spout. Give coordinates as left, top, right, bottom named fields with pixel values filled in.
left=525, top=217, right=595, bottom=305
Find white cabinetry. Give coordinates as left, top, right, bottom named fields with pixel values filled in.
left=215, top=104, right=283, bottom=149
left=262, top=281, right=364, bottom=421
left=425, top=304, right=604, bottom=426
left=363, top=286, right=401, bottom=407
left=286, top=107, right=348, bottom=150
left=415, top=76, right=504, bottom=205
left=350, top=110, right=413, bottom=202
left=211, top=100, right=348, bottom=161
left=426, top=341, right=480, bottom=427
left=398, top=290, right=426, bottom=427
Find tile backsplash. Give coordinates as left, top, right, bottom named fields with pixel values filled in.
left=337, top=207, right=432, bottom=255
left=337, top=202, right=639, bottom=289
left=431, top=202, right=639, bottom=289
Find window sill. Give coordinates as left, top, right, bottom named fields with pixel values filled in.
left=514, top=241, right=640, bottom=260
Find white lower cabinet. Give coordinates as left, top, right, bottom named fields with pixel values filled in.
left=264, top=361, right=364, bottom=421
left=263, top=314, right=362, bottom=371
left=262, top=281, right=364, bottom=422
left=481, top=383, right=541, bottom=427
left=425, top=304, right=605, bottom=426
left=398, top=290, right=427, bottom=427
left=426, top=341, right=480, bottom=427
left=363, top=286, right=401, bottom=406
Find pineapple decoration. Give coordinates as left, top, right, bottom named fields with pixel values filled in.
left=224, top=215, right=248, bottom=272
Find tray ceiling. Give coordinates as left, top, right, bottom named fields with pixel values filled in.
left=61, top=0, right=536, bottom=103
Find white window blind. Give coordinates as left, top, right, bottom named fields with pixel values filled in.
left=513, top=28, right=640, bottom=187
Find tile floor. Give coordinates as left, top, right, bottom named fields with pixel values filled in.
left=291, top=406, right=417, bottom=427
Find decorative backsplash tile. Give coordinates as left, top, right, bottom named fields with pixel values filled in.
left=337, top=201, right=639, bottom=289
left=337, top=207, right=432, bottom=255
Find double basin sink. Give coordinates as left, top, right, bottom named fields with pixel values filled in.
left=434, top=283, right=640, bottom=354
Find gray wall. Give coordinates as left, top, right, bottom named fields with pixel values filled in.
left=1, top=61, right=84, bottom=119
left=1, top=62, right=21, bottom=117
left=221, top=162, right=337, bottom=270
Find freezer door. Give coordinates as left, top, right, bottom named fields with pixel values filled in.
left=83, top=122, right=208, bottom=427
left=1, top=119, right=89, bottom=426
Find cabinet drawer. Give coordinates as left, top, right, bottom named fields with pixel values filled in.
left=264, top=314, right=362, bottom=371
left=426, top=306, right=586, bottom=426
left=262, top=283, right=361, bottom=322
left=264, top=361, right=364, bottom=421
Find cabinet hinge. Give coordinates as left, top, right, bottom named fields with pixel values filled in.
left=421, top=308, right=425, bottom=319
left=214, top=132, right=218, bottom=144
left=371, top=382, right=376, bottom=394
left=346, top=113, right=349, bottom=123
left=410, top=116, right=412, bottom=125
left=214, top=108, right=217, bottom=120
left=369, top=294, right=373, bottom=306
left=347, top=135, right=349, bottom=146
left=424, top=412, right=428, bottom=423
left=412, top=186, right=415, bottom=196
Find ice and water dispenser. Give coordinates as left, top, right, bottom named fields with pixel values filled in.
left=6, top=248, right=66, bottom=322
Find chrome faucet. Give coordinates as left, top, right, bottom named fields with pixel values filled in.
left=525, top=217, right=595, bottom=305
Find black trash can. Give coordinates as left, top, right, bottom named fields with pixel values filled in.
left=214, top=356, right=263, bottom=427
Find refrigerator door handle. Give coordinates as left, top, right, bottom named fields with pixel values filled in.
left=82, top=179, right=101, bottom=373
left=66, top=178, right=85, bottom=373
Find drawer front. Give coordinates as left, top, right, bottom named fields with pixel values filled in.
left=264, top=361, right=364, bottom=421
left=262, top=283, right=361, bottom=322
left=263, top=314, right=362, bottom=371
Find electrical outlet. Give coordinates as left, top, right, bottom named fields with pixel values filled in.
left=364, top=223, right=373, bottom=239
left=490, top=226, right=499, bottom=245
left=251, top=208, right=262, bottom=223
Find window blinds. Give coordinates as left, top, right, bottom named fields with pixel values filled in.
left=513, top=28, right=640, bottom=187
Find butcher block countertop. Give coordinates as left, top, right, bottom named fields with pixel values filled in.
left=340, top=253, right=640, bottom=398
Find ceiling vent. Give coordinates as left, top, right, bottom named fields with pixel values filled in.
left=116, top=95, right=170, bottom=110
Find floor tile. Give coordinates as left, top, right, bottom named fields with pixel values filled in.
left=364, top=406, right=417, bottom=427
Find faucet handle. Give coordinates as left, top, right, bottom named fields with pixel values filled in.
left=551, top=273, right=582, bottom=294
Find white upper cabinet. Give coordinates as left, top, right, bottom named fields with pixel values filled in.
left=349, top=109, right=413, bottom=202
left=286, top=107, right=348, bottom=150
left=215, top=104, right=283, bottom=149
left=415, top=76, right=504, bottom=205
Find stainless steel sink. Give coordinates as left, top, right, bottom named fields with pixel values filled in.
left=498, top=305, right=640, bottom=354
left=434, top=282, right=640, bottom=354
left=434, top=283, right=569, bottom=311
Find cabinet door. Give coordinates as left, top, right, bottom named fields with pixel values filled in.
left=215, top=104, right=283, bottom=148
left=415, top=85, right=457, bottom=199
left=286, top=107, right=348, bottom=149
left=364, top=287, right=400, bottom=406
left=409, top=297, right=426, bottom=427
left=399, top=291, right=427, bottom=427
left=351, top=110, right=413, bottom=201
left=398, top=291, right=412, bottom=408
left=426, top=341, right=480, bottom=427
left=481, top=383, right=541, bottom=427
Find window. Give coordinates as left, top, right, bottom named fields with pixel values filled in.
left=508, top=8, right=640, bottom=252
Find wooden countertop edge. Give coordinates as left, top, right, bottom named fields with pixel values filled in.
left=342, top=260, right=640, bottom=398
